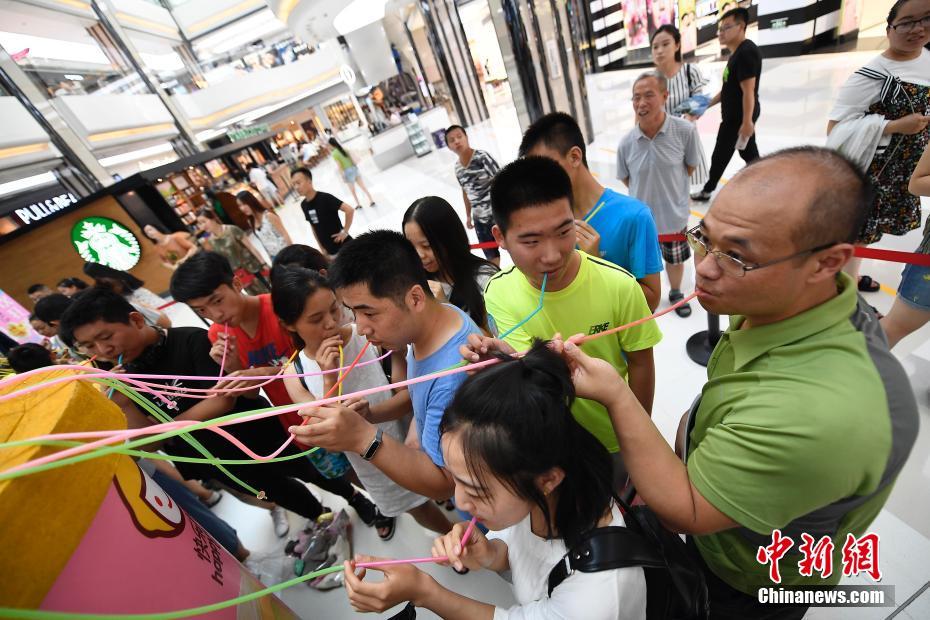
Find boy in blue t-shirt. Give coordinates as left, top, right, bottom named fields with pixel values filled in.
left=520, top=112, right=663, bottom=310
left=288, top=230, right=481, bottom=512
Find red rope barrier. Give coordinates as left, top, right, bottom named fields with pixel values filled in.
left=468, top=239, right=930, bottom=265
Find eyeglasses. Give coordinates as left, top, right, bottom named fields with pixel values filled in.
left=685, top=225, right=836, bottom=278
left=890, top=15, right=930, bottom=33
left=717, top=23, right=740, bottom=33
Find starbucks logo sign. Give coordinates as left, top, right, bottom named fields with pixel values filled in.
left=71, top=217, right=141, bottom=270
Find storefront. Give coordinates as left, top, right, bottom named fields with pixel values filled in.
left=0, top=133, right=282, bottom=307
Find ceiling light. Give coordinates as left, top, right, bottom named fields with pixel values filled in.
left=99, top=143, right=174, bottom=167
left=64, top=74, right=84, bottom=81
left=0, top=172, right=57, bottom=198
left=333, top=0, right=387, bottom=35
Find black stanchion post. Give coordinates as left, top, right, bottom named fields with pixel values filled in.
left=686, top=313, right=721, bottom=367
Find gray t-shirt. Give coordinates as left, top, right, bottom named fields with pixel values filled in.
left=616, top=114, right=701, bottom=234
left=454, top=149, right=500, bottom=224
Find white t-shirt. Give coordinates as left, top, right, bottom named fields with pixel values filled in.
left=248, top=166, right=274, bottom=189
left=829, top=49, right=930, bottom=122
left=489, top=504, right=647, bottom=620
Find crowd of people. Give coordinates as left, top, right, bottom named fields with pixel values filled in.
left=5, top=2, right=930, bottom=619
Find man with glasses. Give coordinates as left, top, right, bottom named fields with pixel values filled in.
left=556, top=147, right=919, bottom=618
left=692, top=7, right=762, bottom=202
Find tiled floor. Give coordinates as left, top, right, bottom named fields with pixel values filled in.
left=164, top=49, right=930, bottom=619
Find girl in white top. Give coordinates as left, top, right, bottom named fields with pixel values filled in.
left=343, top=342, right=647, bottom=620
left=651, top=24, right=710, bottom=187
left=272, top=266, right=439, bottom=541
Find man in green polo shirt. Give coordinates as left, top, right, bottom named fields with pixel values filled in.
left=552, top=146, right=919, bottom=619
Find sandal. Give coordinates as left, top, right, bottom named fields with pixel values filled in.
left=669, top=290, right=692, bottom=318
left=374, top=513, right=396, bottom=541
left=858, top=275, right=880, bottom=293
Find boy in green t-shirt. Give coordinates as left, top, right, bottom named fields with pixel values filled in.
left=464, top=156, right=660, bottom=471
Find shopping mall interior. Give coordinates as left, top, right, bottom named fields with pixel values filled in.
left=1, top=0, right=929, bottom=618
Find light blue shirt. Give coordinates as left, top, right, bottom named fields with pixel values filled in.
left=406, top=304, right=483, bottom=467
left=582, top=188, right=663, bottom=278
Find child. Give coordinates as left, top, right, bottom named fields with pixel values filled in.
left=287, top=231, right=480, bottom=530
left=273, top=266, right=447, bottom=537
left=445, top=125, right=501, bottom=266
left=8, top=343, right=56, bottom=373
left=343, top=342, right=647, bottom=619
left=466, top=156, right=661, bottom=485
left=169, top=252, right=381, bottom=534
left=33, top=294, right=79, bottom=362
left=402, top=196, right=498, bottom=332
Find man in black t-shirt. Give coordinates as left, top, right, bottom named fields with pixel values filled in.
left=291, top=166, right=355, bottom=258
left=692, top=7, right=762, bottom=201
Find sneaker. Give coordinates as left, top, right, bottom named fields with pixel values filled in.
left=356, top=204, right=363, bottom=210
left=690, top=190, right=712, bottom=202
left=202, top=490, right=223, bottom=508
left=271, top=506, right=290, bottom=538
left=369, top=202, right=377, bottom=208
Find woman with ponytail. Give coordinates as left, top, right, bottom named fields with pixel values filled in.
left=342, top=341, right=647, bottom=619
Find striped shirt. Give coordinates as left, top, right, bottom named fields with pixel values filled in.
left=616, top=114, right=701, bottom=233
left=664, top=63, right=709, bottom=116
left=454, top=150, right=500, bottom=223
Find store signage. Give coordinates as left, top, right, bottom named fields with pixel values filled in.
left=340, top=64, right=357, bottom=86
left=226, top=124, right=271, bottom=142
left=0, top=289, right=42, bottom=345
left=71, top=216, right=141, bottom=270
left=13, top=191, right=79, bottom=226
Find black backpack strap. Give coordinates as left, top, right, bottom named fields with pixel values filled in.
left=685, top=63, right=693, bottom=95
left=547, top=526, right=664, bottom=596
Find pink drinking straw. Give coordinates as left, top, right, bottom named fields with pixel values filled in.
left=2, top=294, right=696, bottom=475
left=0, top=350, right=393, bottom=402
left=355, top=517, right=479, bottom=569
left=218, top=324, right=229, bottom=376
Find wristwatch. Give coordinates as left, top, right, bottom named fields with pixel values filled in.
left=361, top=427, right=383, bottom=461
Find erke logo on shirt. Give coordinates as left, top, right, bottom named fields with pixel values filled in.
left=588, top=322, right=610, bottom=335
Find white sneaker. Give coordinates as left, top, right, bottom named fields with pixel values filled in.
left=270, top=506, right=290, bottom=538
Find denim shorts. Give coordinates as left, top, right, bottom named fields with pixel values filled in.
left=897, top=263, right=930, bottom=311
left=343, top=165, right=359, bottom=184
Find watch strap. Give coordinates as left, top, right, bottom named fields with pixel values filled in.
left=361, top=427, right=383, bottom=461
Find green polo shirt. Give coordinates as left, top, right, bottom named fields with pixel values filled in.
left=686, top=273, right=917, bottom=594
